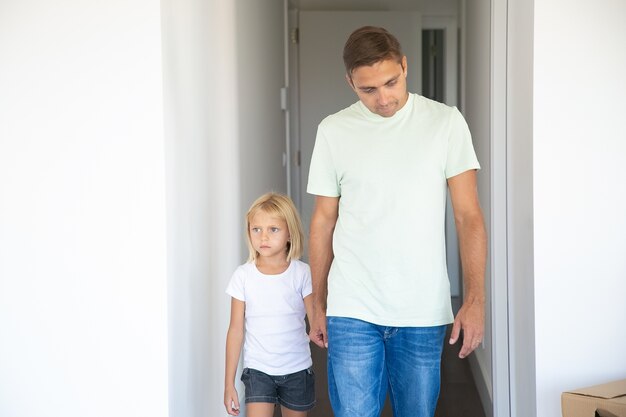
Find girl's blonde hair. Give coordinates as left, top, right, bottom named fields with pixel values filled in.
left=245, top=192, right=305, bottom=263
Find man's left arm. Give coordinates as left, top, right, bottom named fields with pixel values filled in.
left=447, top=169, right=487, bottom=359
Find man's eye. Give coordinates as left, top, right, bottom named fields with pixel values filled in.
left=387, top=80, right=397, bottom=86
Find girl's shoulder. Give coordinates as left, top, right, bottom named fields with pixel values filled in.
left=289, top=258, right=305, bottom=267
left=231, top=262, right=257, bottom=278
left=288, top=261, right=312, bottom=294
left=289, top=259, right=311, bottom=275
left=225, top=262, right=257, bottom=299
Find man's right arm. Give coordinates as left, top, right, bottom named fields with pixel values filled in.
left=308, top=195, right=339, bottom=349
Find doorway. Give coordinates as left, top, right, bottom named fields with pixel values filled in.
left=284, top=1, right=508, bottom=417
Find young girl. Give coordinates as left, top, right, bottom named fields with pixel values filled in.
left=224, top=192, right=315, bottom=417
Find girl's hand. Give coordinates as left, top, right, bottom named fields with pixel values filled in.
left=224, top=386, right=240, bottom=416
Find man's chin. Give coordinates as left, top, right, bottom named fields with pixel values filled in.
left=376, top=108, right=397, bottom=117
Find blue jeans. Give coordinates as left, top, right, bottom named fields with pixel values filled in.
left=327, top=317, right=446, bottom=417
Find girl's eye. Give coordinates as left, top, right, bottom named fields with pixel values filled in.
left=271, top=227, right=279, bottom=233
left=251, top=227, right=260, bottom=233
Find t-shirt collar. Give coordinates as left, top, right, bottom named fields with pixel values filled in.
left=357, top=93, right=413, bottom=121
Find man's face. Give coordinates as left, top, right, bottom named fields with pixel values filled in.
left=347, top=56, right=409, bottom=118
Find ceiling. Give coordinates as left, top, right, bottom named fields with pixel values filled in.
left=289, top=0, right=459, bottom=12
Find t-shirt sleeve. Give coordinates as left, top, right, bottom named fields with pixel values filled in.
left=445, top=107, right=481, bottom=179
left=225, top=267, right=245, bottom=302
left=301, top=263, right=312, bottom=298
left=307, top=124, right=341, bottom=197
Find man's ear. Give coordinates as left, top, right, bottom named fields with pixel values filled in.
left=345, top=73, right=356, bottom=91
left=401, top=55, right=408, bottom=76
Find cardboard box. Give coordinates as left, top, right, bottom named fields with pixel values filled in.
left=562, top=379, right=626, bottom=417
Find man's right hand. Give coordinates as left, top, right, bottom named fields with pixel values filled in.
left=308, top=195, right=338, bottom=350
left=309, top=310, right=328, bottom=349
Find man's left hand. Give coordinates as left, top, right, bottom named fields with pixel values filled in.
left=449, top=299, right=485, bottom=359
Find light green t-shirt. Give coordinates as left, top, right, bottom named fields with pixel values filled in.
left=307, top=93, right=480, bottom=327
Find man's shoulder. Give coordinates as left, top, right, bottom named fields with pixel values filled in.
left=408, top=94, right=466, bottom=130
left=319, top=100, right=362, bottom=127
left=410, top=93, right=457, bottom=114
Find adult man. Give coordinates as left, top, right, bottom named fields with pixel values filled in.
left=307, top=26, right=487, bottom=417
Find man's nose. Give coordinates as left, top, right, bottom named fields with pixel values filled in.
left=377, top=89, right=390, bottom=105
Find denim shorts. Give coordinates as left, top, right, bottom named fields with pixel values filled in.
left=241, top=367, right=316, bottom=411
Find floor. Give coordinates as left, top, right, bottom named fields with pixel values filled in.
left=433, top=296, right=486, bottom=417
left=434, top=326, right=486, bottom=417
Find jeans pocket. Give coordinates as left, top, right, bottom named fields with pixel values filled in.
left=305, top=367, right=316, bottom=399
left=240, top=367, right=250, bottom=382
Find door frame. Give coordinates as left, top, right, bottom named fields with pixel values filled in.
left=488, top=0, right=511, bottom=416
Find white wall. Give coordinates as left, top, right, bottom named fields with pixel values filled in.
left=235, top=0, right=289, bottom=240
left=1, top=1, right=295, bottom=416
left=161, top=1, right=240, bottom=416
left=533, top=1, right=626, bottom=416
left=0, top=1, right=168, bottom=416
left=161, top=0, right=287, bottom=416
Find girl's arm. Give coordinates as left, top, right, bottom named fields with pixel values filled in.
left=224, top=297, right=245, bottom=416
left=303, top=293, right=315, bottom=334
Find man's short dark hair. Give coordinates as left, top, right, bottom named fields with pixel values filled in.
left=343, top=26, right=404, bottom=76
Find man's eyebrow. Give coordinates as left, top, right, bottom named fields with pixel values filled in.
left=356, top=74, right=401, bottom=91
left=385, top=75, right=400, bottom=85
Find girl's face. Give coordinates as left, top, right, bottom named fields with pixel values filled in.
left=248, top=210, right=290, bottom=262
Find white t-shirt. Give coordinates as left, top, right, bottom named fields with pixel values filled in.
left=225, top=260, right=312, bottom=375
left=307, top=93, right=480, bottom=327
